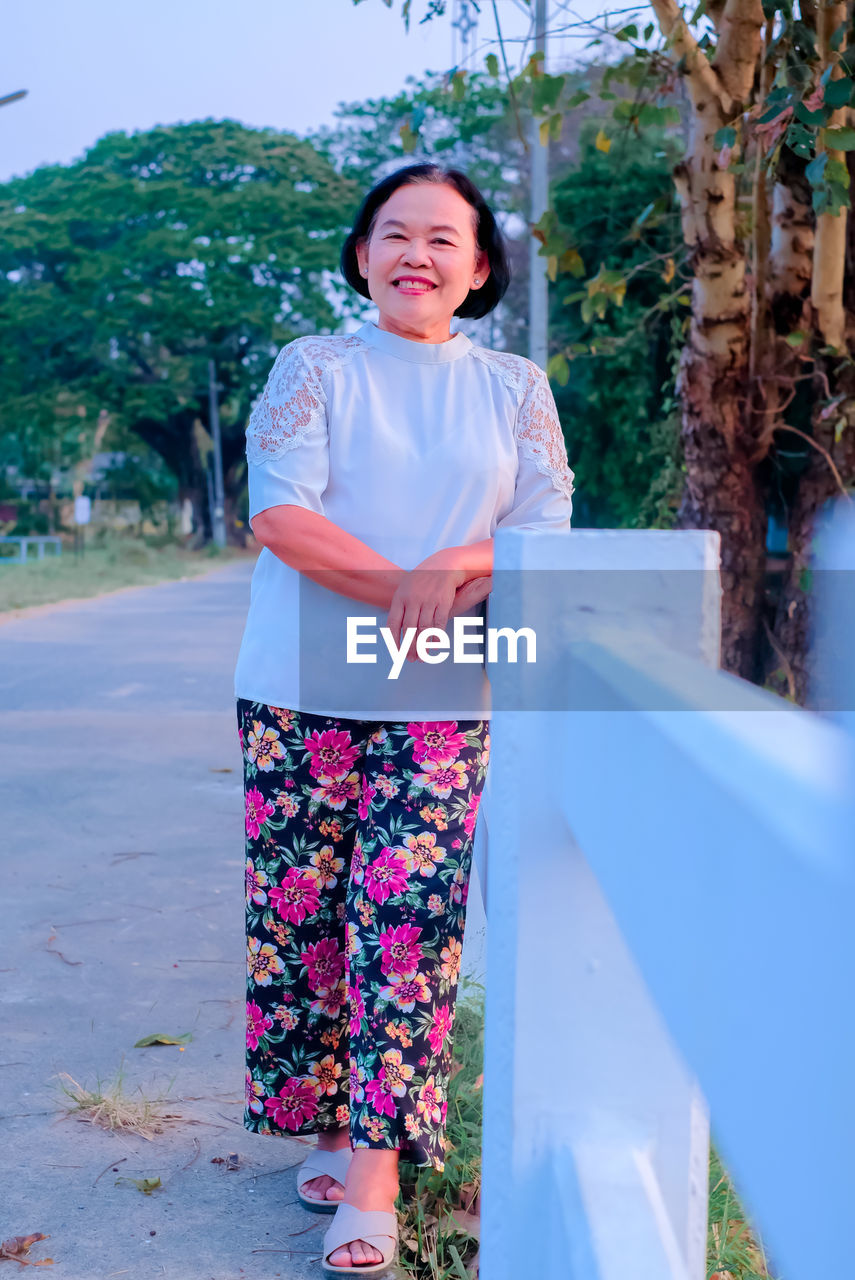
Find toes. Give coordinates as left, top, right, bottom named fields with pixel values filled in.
left=351, top=1240, right=382, bottom=1266
left=325, top=1182, right=345, bottom=1201
left=328, top=1246, right=353, bottom=1267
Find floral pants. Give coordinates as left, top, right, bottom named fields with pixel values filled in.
left=238, top=699, right=490, bottom=1171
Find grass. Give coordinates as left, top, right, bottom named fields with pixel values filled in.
left=53, top=1064, right=181, bottom=1141
left=398, top=983, right=484, bottom=1280
left=401, top=988, right=778, bottom=1280
left=0, top=534, right=250, bottom=615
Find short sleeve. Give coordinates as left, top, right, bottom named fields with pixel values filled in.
left=496, top=360, right=575, bottom=532
left=245, top=340, right=330, bottom=522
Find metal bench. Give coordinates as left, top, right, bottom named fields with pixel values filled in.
left=0, top=535, right=63, bottom=564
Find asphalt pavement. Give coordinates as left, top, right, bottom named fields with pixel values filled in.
left=0, top=561, right=484, bottom=1280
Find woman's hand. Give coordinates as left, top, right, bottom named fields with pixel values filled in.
left=385, top=564, right=466, bottom=663
left=449, top=575, right=492, bottom=616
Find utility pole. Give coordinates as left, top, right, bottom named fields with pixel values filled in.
left=528, top=0, right=549, bottom=371
left=207, top=358, right=227, bottom=548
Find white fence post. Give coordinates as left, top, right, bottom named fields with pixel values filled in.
left=480, top=522, right=855, bottom=1280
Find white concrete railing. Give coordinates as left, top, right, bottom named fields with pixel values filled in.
left=478, top=509, right=855, bottom=1280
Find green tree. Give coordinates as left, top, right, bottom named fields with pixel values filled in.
left=0, top=119, right=361, bottom=537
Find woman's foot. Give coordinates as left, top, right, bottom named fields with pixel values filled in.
left=300, top=1127, right=351, bottom=1204
left=326, top=1149, right=399, bottom=1268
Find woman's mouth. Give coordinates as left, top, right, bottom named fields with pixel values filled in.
left=393, top=279, right=437, bottom=294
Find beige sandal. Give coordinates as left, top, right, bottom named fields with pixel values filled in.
left=296, top=1147, right=352, bottom=1214
left=322, top=1203, right=399, bottom=1275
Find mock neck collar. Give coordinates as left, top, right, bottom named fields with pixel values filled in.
left=356, top=320, right=471, bottom=364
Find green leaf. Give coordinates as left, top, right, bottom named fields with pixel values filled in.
left=795, top=101, right=831, bottom=126
left=616, top=23, right=639, bottom=40
left=824, top=126, right=855, bottom=149
left=829, top=22, right=847, bottom=51
left=115, top=1176, right=163, bottom=1195
left=134, top=1032, right=193, bottom=1047
left=805, top=151, right=829, bottom=184
left=485, top=53, right=499, bottom=78
left=823, top=76, right=852, bottom=108
left=644, top=22, right=654, bottom=40
left=566, top=89, right=590, bottom=109
left=714, top=126, right=737, bottom=149
left=451, top=70, right=466, bottom=102
left=834, top=418, right=848, bottom=443
left=547, top=353, right=570, bottom=385
left=784, top=330, right=807, bottom=347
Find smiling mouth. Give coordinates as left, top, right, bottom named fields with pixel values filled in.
left=393, top=280, right=437, bottom=292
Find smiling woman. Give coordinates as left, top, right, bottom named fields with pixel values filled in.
left=233, top=161, right=574, bottom=1275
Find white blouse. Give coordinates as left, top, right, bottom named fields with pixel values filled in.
left=233, top=318, right=575, bottom=719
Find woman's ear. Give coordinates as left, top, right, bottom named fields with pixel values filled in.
left=356, top=238, right=369, bottom=278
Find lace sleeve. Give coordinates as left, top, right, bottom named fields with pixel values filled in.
left=245, top=339, right=327, bottom=466
left=516, top=359, right=575, bottom=503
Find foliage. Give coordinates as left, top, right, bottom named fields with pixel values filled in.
left=0, top=120, right=362, bottom=522
left=548, top=120, right=686, bottom=527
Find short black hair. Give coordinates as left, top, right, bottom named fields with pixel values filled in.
left=340, top=162, right=511, bottom=320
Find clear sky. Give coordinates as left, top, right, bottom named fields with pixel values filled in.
left=0, top=0, right=611, bottom=183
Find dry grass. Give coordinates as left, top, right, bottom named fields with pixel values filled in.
left=53, top=1067, right=181, bottom=1141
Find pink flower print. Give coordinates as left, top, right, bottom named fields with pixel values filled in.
left=480, top=733, right=490, bottom=768
left=440, top=938, right=462, bottom=984
left=245, top=1069, right=265, bottom=1115
left=308, top=1054, right=342, bottom=1097
left=263, top=1076, right=319, bottom=1131
left=377, top=923, right=423, bottom=977
left=357, top=775, right=376, bottom=821
left=370, top=728, right=388, bottom=747
left=269, top=867, right=321, bottom=925
left=463, top=792, right=480, bottom=839
left=412, top=758, right=469, bottom=800
left=404, top=1112, right=422, bottom=1141
left=246, top=1000, right=274, bottom=1051
left=378, top=969, right=431, bottom=1013
left=365, top=1076, right=397, bottom=1118
left=309, top=844, right=345, bottom=890
left=402, top=831, right=445, bottom=878
left=310, top=771, right=360, bottom=812
left=246, top=721, right=285, bottom=772
left=408, top=721, right=468, bottom=764
left=245, top=787, right=275, bottom=840
left=310, top=980, right=347, bottom=1019
left=303, top=728, right=361, bottom=781
left=363, top=848, right=410, bottom=904
left=246, top=936, right=284, bottom=986
left=416, top=1076, right=444, bottom=1126
left=450, top=866, right=468, bottom=906
left=351, top=835, right=365, bottom=886
left=375, top=775, right=399, bottom=799
left=452, top=838, right=462, bottom=850
left=271, top=706, right=295, bottom=732
left=427, top=1003, right=454, bottom=1056
left=383, top=762, right=394, bottom=773
left=300, top=938, right=344, bottom=992
left=245, top=858, right=268, bottom=906
left=427, top=893, right=445, bottom=917
left=348, top=981, right=366, bottom=1037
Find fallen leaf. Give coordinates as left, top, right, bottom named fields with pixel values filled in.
left=0, top=1232, right=54, bottom=1265
left=114, top=1177, right=162, bottom=1195
left=133, top=1033, right=192, bottom=1048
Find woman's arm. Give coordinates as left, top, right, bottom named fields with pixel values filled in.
left=251, top=505, right=406, bottom=609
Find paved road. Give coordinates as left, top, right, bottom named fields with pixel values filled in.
left=0, top=563, right=485, bottom=1280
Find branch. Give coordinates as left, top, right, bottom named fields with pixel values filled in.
left=774, top=424, right=853, bottom=502
left=649, top=0, right=733, bottom=114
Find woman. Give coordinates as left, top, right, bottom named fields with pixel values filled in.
left=235, top=162, right=575, bottom=1274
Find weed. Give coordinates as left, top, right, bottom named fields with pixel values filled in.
left=53, top=1063, right=181, bottom=1141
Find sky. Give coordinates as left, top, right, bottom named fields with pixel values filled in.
left=0, top=0, right=613, bottom=184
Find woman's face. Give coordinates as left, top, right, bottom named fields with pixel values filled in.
left=355, top=182, right=490, bottom=342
